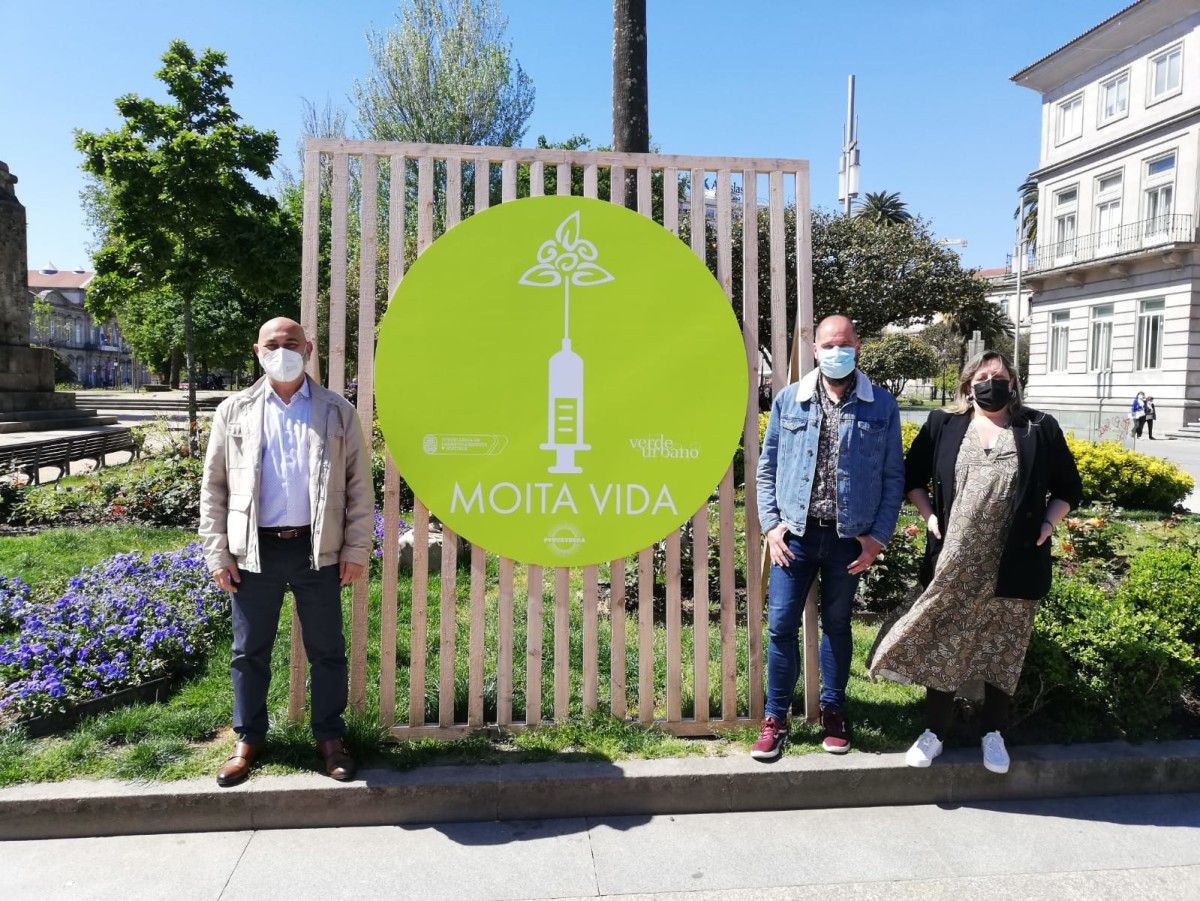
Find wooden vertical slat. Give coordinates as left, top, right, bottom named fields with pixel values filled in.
left=474, top=159, right=490, bottom=214
left=327, top=152, right=349, bottom=395
left=609, top=558, right=626, bottom=719
left=290, top=146, right=321, bottom=725
left=715, top=169, right=737, bottom=723
left=690, top=168, right=705, bottom=258
left=794, top=167, right=814, bottom=382
left=583, top=164, right=598, bottom=198
left=300, top=147, right=321, bottom=349
left=663, top=168, right=678, bottom=234
left=349, top=153, right=378, bottom=713
left=418, top=156, right=435, bottom=252
left=497, top=557, right=515, bottom=727
left=583, top=565, right=599, bottom=712
left=409, top=503, right=429, bottom=726
left=637, top=547, right=654, bottom=723
left=690, top=166, right=710, bottom=726
left=665, top=531, right=682, bottom=722
left=692, top=508, right=710, bottom=725
left=637, top=165, right=651, bottom=218
left=556, top=162, right=570, bottom=196
left=446, top=157, right=462, bottom=228
left=438, top=526, right=458, bottom=727
left=388, top=153, right=406, bottom=294
left=743, top=170, right=764, bottom=721
left=610, top=165, right=625, bottom=206
left=468, top=543, right=486, bottom=726
left=530, top=161, right=545, bottom=197
left=718, top=467, right=737, bottom=722
left=502, top=159, right=517, bottom=202
left=526, top=564, right=544, bottom=725
left=768, top=170, right=787, bottom=393
left=554, top=567, right=570, bottom=721
left=379, top=456, right=401, bottom=727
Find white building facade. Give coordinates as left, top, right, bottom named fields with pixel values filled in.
left=1014, top=0, right=1200, bottom=435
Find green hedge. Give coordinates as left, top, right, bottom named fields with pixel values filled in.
left=1067, top=436, right=1193, bottom=511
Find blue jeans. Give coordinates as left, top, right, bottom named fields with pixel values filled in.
left=765, top=525, right=861, bottom=720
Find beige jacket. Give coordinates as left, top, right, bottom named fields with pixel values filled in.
left=199, top=376, right=374, bottom=574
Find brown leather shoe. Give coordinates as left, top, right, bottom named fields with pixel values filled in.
left=216, top=740, right=263, bottom=787
left=317, top=738, right=356, bottom=782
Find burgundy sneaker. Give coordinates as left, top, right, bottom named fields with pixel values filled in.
left=821, top=708, right=851, bottom=754
left=750, top=716, right=787, bottom=761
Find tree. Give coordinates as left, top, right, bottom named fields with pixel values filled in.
left=1015, top=175, right=1038, bottom=250
left=353, top=0, right=534, bottom=146
left=612, top=0, right=648, bottom=207
left=77, top=40, right=299, bottom=448
left=854, top=190, right=913, bottom=226
left=942, top=291, right=1014, bottom=373
left=858, top=332, right=939, bottom=398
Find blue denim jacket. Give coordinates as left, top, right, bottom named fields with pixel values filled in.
left=757, top=368, right=904, bottom=545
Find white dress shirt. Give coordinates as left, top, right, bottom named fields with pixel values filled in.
left=258, top=378, right=312, bottom=527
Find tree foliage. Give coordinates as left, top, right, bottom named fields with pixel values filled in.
left=354, top=0, right=534, bottom=145
left=854, top=190, right=913, bottom=226
left=858, top=332, right=939, bottom=397
left=76, top=40, right=298, bottom=442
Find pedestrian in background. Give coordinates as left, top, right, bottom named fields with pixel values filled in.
left=1143, top=395, right=1157, bottom=439
left=1131, top=391, right=1147, bottom=438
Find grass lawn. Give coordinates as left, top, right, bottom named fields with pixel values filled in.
left=0, top=524, right=926, bottom=786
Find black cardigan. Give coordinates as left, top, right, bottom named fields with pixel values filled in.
left=905, top=407, right=1083, bottom=601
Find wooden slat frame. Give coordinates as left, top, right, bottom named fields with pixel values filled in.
left=297, top=139, right=814, bottom=741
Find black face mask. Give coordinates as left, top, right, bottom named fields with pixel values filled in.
left=972, top=377, right=1011, bottom=412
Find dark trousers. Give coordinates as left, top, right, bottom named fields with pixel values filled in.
left=926, top=683, right=1011, bottom=739
left=230, top=534, right=347, bottom=744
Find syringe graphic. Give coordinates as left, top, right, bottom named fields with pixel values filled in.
left=518, top=210, right=613, bottom=476
left=541, top=336, right=590, bottom=473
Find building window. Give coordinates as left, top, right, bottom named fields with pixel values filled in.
left=1056, top=93, right=1084, bottom=143
left=1049, top=311, right=1070, bottom=373
left=1094, top=171, right=1122, bottom=250
left=1144, top=152, right=1176, bottom=238
left=1053, top=186, right=1078, bottom=261
left=1099, top=70, right=1130, bottom=124
left=1136, top=299, right=1165, bottom=370
left=1149, top=44, right=1183, bottom=102
left=1089, top=304, right=1114, bottom=371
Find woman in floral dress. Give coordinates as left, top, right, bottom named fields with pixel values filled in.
left=869, top=352, right=1081, bottom=773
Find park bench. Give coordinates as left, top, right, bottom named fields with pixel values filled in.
left=0, top=429, right=140, bottom=485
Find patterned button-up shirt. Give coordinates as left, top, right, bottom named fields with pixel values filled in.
left=807, top=376, right=855, bottom=521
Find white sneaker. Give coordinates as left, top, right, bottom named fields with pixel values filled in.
left=904, top=729, right=944, bottom=768
left=982, top=731, right=1010, bottom=774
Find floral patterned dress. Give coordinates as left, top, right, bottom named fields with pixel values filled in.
left=869, top=425, right=1037, bottom=696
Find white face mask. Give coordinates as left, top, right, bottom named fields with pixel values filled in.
left=258, top=347, right=306, bottom=382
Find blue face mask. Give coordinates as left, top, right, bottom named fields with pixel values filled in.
left=818, top=346, right=856, bottom=379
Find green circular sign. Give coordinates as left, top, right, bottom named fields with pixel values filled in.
left=375, top=195, right=746, bottom=567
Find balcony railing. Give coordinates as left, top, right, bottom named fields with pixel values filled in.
left=1035, top=213, right=1194, bottom=271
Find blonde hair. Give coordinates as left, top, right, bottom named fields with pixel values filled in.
left=952, top=350, right=1024, bottom=415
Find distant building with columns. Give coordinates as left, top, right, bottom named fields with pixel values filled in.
left=26, top=266, right=151, bottom=387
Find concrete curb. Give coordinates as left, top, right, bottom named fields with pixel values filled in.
left=2, top=740, right=1198, bottom=840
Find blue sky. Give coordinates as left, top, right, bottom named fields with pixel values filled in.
left=5, top=0, right=1121, bottom=272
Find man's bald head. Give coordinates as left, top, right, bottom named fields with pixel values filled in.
left=815, top=315, right=859, bottom=345
left=257, top=317, right=307, bottom=346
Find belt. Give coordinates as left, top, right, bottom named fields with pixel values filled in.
left=806, top=515, right=837, bottom=530
left=259, top=525, right=311, bottom=540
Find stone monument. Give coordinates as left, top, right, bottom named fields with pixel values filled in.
left=0, top=161, right=111, bottom=431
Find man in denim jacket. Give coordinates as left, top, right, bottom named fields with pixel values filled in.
left=751, top=315, right=903, bottom=759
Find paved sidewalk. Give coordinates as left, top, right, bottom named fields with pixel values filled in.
left=1132, top=436, right=1200, bottom=511
left=2, top=793, right=1198, bottom=900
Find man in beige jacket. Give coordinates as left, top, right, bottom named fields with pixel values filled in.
left=200, top=317, right=373, bottom=786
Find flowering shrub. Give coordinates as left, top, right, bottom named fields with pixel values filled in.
left=900, top=420, right=919, bottom=455
left=857, top=518, right=924, bottom=615
left=1059, top=512, right=1122, bottom=573
left=1066, top=436, right=1193, bottom=511
left=0, top=575, right=32, bottom=632
left=371, top=508, right=411, bottom=561
left=0, top=544, right=228, bottom=720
